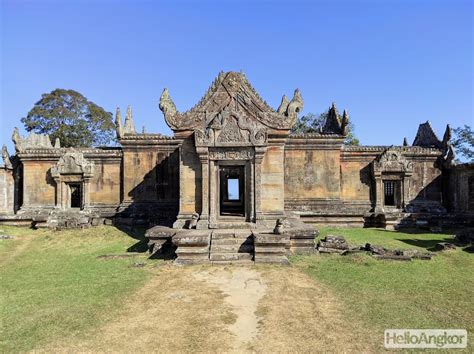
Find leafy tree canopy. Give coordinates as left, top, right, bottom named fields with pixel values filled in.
left=292, top=112, right=360, bottom=145
left=21, top=89, right=115, bottom=148
left=452, top=124, right=473, bottom=162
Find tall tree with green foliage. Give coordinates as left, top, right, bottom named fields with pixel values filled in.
left=452, top=124, right=473, bottom=162
left=292, top=112, right=360, bottom=145
left=21, top=89, right=114, bottom=147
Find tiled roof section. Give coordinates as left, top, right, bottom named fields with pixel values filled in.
left=412, top=121, right=443, bottom=148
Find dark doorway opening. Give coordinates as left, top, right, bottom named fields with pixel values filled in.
left=69, top=183, right=82, bottom=209
left=384, top=181, right=395, bottom=206
left=219, top=165, right=245, bottom=217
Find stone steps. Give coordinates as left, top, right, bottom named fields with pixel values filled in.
left=209, top=230, right=254, bottom=262
left=211, top=244, right=254, bottom=253
left=210, top=253, right=254, bottom=261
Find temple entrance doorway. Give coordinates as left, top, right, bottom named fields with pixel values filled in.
left=219, top=165, right=245, bottom=217
left=69, top=183, right=82, bottom=209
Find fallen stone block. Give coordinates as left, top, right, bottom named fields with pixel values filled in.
left=318, top=247, right=346, bottom=254
left=434, top=242, right=456, bottom=251
left=373, top=254, right=412, bottom=261
left=97, top=253, right=141, bottom=259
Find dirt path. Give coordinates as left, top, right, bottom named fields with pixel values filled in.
left=41, top=264, right=374, bottom=353
left=194, top=268, right=267, bottom=351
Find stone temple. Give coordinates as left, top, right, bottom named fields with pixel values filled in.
left=0, top=72, right=473, bottom=263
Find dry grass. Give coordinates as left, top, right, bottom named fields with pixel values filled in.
left=40, top=264, right=236, bottom=353
left=38, top=264, right=372, bottom=353
left=252, top=266, right=377, bottom=353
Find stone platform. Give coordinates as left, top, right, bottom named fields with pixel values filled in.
left=145, top=220, right=318, bottom=265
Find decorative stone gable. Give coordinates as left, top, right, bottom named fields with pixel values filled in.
left=373, top=147, right=413, bottom=174
left=159, top=71, right=303, bottom=133
left=51, top=152, right=94, bottom=178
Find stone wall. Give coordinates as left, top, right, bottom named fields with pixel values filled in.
left=284, top=137, right=446, bottom=225
left=260, top=141, right=285, bottom=215
left=16, top=148, right=122, bottom=214
left=0, top=167, right=15, bottom=215
left=446, top=163, right=474, bottom=213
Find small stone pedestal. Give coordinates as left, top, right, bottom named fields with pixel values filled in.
left=173, top=230, right=211, bottom=264
left=145, top=225, right=176, bottom=254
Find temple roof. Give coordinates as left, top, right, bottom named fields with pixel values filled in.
left=412, top=121, right=443, bottom=149
left=159, top=71, right=303, bottom=131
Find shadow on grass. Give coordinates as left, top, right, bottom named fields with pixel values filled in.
left=395, top=237, right=454, bottom=250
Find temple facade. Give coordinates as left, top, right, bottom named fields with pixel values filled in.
left=0, top=72, right=473, bottom=231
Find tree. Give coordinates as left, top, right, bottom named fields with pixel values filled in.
left=292, top=112, right=360, bottom=145
left=21, top=89, right=115, bottom=147
left=452, top=124, right=473, bottom=162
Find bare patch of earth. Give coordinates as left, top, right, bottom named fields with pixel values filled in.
left=40, top=264, right=374, bottom=353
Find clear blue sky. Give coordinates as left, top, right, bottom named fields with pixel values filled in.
left=1, top=0, right=472, bottom=152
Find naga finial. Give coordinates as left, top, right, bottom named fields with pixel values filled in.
left=277, top=95, right=290, bottom=115
left=159, top=88, right=179, bottom=130
left=287, top=89, right=304, bottom=119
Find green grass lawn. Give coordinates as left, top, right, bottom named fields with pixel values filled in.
left=1, top=225, right=472, bottom=352
left=0, top=225, right=154, bottom=352
left=292, top=227, right=474, bottom=350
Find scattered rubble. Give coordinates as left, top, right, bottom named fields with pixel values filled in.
left=316, top=235, right=434, bottom=260
left=0, top=234, right=14, bottom=239
left=317, top=235, right=349, bottom=254
left=434, top=242, right=456, bottom=251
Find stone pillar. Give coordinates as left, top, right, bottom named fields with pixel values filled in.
left=248, top=161, right=255, bottom=222
left=374, top=173, right=384, bottom=213
left=254, top=146, right=266, bottom=221
left=83, top=179, right=91, bottom=209
left=209, top=160, right=217, bottom=227
left=196, top=147, right=209, bottom=229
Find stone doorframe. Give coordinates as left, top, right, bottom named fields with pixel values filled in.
left=50, top=152, right=94, bottom=210
left=372, top=147, right=413, bottom=213
left=196, top=146, right=266, bottom=229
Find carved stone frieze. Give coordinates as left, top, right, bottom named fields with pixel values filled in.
left=208, top=148, right=254, bottom=160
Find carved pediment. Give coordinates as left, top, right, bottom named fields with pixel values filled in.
left=194, top=109, right=267, bottom=147
left=373, top=147, right=413, bottom=174
left=51, top=152, right=94, bottom=178
left=159, top=71, right=303, bottom=132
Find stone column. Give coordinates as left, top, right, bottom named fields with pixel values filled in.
left=254, top=147, right=266, bottom=221
left=374, top=173, right=384, bottom=213
left=209, top=160, right=217, bottom=227
left=196, top=147, right=209, bottom=229
left=83, top=178, right=91, bottom=209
